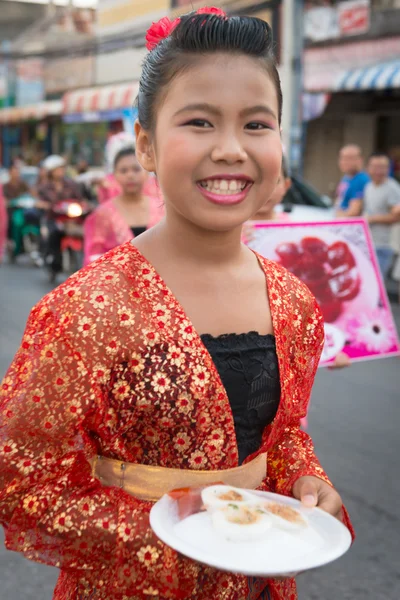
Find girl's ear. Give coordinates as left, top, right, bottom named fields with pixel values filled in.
left=135, top=120, right=156, bottom=173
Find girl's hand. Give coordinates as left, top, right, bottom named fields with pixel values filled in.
left=292, top=476, right=343, bottom=521
left=329, top=351, right=351, bottom=369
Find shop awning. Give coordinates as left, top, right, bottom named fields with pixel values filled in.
left=0, top=100, right=62, bottom=124
left=335, top=60, right=400, bottom=91
left=62, top=83, right=139, bottom=115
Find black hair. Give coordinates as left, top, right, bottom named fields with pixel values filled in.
left=113, top=146, right=136, bottom=170
left=137, top=12, right=282, bottom=131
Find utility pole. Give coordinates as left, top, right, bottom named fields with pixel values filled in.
left=281, top=0, right=305, bottom=177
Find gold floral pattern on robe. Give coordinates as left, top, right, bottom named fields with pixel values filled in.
left=0, top=242, right=354, bottom=600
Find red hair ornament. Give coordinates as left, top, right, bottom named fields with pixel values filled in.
left=145, top=7, right=227, bottom=51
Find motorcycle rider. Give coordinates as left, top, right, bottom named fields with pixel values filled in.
left=38, top=155, right=83, bottom=282
left=3, top=162, right=30, bottom=202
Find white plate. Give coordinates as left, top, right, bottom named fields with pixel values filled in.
left=150, top=490, right=352, bottom=577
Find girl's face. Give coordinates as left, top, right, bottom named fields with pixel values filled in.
left=136, top=53, right=282, bottom=232
left=114, top=154, right=147, bottom=196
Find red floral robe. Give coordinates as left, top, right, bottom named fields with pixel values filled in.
left=0, top=242, right=353, bottom=600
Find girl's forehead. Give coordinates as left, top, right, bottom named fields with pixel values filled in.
left=161, top=53, right=279, bottom=118
left=117, top=154, right=139, bottom=167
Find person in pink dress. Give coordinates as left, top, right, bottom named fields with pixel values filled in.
left=242, top=158, right=292, bottom=244
left=97, top=132, right=160, bottom=204
left=84, top=146, right=163, bottom=265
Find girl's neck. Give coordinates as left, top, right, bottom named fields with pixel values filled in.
left=143, top=210, right=244, bottom=268
left=118, top=192, right=143, bottom=205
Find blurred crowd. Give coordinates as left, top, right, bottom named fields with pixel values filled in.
left=1, top=135, right=400, bottom=300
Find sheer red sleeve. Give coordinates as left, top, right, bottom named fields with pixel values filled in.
left=0, top=300, right=214, bottom=598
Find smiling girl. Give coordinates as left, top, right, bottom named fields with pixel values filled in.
left=0, top=8, right=353, bottom=600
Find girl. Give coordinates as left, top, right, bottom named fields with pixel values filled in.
left=83, top=146, right=163, bottom=265
left=0, top=9, right=353, bottom=600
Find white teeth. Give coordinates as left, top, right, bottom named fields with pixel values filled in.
left=229, top=180, right=238, bottom=191
left=199, top=179, right=248, bottom=195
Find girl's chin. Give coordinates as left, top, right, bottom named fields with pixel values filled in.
left=124, top=185, right=141, bottom=194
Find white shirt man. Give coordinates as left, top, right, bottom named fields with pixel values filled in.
left=364, top=154, right=400, bottom=277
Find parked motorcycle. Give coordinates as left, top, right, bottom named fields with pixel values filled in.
left=43, top=199, right=91, bottom=281
left=7, top=194, right=41, bottom=265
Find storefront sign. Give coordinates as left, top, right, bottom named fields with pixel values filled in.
left=338, top=0, right=370, bottom=36
left=248, top=219, right=400, bottom=365
left=63, top=107, right=138, bottom=124
left=304, top=35, right=400, bottom=91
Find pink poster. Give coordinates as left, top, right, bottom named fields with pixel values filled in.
left=248, top=219, right=400, bottom=366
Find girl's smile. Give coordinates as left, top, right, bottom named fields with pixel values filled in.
left=197, top=174, right=254, bottom=206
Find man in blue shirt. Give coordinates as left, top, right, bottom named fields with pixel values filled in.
left=335, top=145, right=370, bottom=217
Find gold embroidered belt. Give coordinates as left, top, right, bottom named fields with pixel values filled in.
left=89, top=453, right=267, bottom=502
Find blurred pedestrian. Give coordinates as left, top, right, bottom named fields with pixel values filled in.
left=39, top=155, right=83, bottom=280
left=364, top=153, right=400, bottom=278
left=3, top=163, right=30, bottom=201
left=0, top=9, right=353, bottom=600
left=76, top=157, right=89, bottom=175
left=335, top=144, right=370, bottom=218
left=243, top=157, right=292, bottom=242
left=391, top=204, right=400, bottom=302
left=83, top=146, right=163, bottom=265
left=97, top=132, right=160, bottom=204
left=31, top=163, right=48, bottom=200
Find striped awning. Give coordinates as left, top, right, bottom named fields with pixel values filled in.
left=335, top=60, right=400, bottom=91
left=62, top=82, right=139, bottom=115
left=0, top=100, right=62, bottom=124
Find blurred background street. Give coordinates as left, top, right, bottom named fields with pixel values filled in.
left=1, top=263, right=400, bottom=599
left=1, top=0, right=400, bottom=598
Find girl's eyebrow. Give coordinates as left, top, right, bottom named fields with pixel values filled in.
left=173, top=103, right=277, bottom=121
left=241, top=105, right=277, bottom=121
left=173, top=103, right=221, bottom=118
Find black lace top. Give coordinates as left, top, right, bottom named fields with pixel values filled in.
left=201, top=332, right=281, bottom=465
left=130, top=226, right=147, bottom=238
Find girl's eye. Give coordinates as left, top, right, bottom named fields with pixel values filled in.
left=184, top=119, right=213, bottom=128
left=245, top=122, right=271, bottom=131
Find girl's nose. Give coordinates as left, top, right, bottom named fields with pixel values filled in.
left=211, top=132, right=247, bottom=164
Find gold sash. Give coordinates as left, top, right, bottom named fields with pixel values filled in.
left=90, top=453, right=267, bottom=502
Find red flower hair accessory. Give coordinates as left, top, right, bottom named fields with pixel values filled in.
left=196, top=7, right=227, bottom=16
left=145, top=8, right=227, bottom=51
left=146, top=16, right=180, bottom=51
